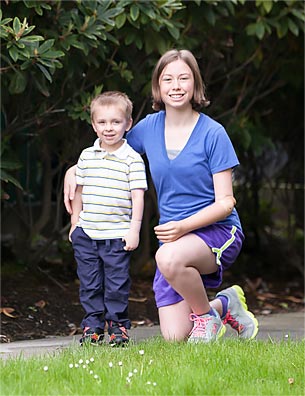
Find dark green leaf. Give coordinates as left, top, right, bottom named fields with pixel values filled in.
left=0, top=170, right=23, bottom=189
left=13, top=17, right=21, bottom=34
left=288, top=18, right=299, bottom=36
left=19, top=35, right=44, bottom=43
left=255, top=21, right=265, bottom=40
left=38, top=39, right=55, bottom=54
left=9, top=72, right=27, bottom=94
left=130, top=4, right=139, bottom=22
left=8, top=46, right=19, bottom=62
left=115, top=13, right=126, bottom=29
left=36, top=63, right=52, bottom=82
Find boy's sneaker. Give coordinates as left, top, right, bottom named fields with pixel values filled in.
left=80, top=327, right=104, bottom=346
left=216, top=285, right=259, bottom=339
left=187, top=309, right=226, bottom=344
left=108, top=322, right=129, bottom=347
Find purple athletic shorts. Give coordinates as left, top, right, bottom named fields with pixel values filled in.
left=153, top=224, right=245, bottom=308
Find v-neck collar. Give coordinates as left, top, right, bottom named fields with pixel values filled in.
left=160, top=112, right=203, bottom=162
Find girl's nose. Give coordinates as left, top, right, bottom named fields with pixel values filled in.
left=172, top=78, right=181, bottom=89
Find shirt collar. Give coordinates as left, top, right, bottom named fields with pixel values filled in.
left=93, top=138, right=130, bottom=159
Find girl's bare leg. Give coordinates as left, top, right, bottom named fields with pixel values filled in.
left=155, top=233, right=219, bottom=316
left=158, top=300, right=193, bottom=341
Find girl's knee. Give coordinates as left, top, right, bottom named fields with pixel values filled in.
left=155, top=247, right=180, bottom=280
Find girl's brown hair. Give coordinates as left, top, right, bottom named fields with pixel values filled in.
left=151, top=49, right=210, bottom=111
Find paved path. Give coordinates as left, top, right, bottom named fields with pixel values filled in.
left=1, top=312, right=304, bottom=360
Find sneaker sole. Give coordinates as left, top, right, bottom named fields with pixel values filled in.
left=109, top=340, right=129, bottom=347
left=232, top=285, right=259, bottom=340
left=80, top=340, right=104, bottom=347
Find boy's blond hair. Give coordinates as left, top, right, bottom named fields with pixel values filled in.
left=91, top=91, right=133, bottom=121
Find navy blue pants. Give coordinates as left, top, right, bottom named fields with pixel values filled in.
left=71, top=227, right=131, bottom=330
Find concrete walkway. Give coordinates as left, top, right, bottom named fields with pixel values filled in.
left=1, top=312, right=304, bottom=360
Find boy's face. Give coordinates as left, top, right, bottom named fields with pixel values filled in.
left=92, top=104, right=132, bottom=152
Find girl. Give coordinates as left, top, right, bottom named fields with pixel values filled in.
left=64, top=49, right=258, bottom=343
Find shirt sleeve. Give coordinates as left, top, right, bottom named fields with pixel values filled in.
left=128, top=156, right=148, bottom=191
left=75, top=154, right=85, bottom=186
left=207, top=127, right=239, bottom=174
left=126, top=117, right=147, bottom=155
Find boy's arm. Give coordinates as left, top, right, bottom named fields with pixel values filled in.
left=69, top=185, right=83, bottom=242
left=123, top=189, right=145, bottom=251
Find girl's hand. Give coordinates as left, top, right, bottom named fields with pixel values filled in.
left=154, top=221, right=185, bottom=243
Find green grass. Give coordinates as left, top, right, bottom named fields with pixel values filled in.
left=1, top=338, right=304, bottom=396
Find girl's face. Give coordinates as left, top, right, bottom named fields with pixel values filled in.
left=92, top=104, right=132, bottom=152
left=159, top=59, right=194, bottom=110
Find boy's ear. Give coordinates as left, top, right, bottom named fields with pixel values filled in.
left=126, top=117, right=133, bottom=131
left=91, top=121, right=97, bottom=133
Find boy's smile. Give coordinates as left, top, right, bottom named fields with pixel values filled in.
left=92, top=104, right=132, bottom=152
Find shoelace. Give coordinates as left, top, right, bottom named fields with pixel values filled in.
left=223, top=310, right=244, bottom=333
left=189, top=314, right=211, bottom=337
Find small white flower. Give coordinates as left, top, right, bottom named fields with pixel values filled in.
left=89, top=370, right=94, bottom=375
left=86, top=359, right=90, bottom=364
left=139, top=349, right=145, bottom=355
left=109, top=362, right=113, bottom=368
left=79, top=359, right=83, bottom=364
left=74, top=364, right=79, bottom=368
left=82, top=365, right=87, bottom=369
left=149, top=359, right=153, bottom=365
left=133, top=369, right=138, bottom=373
left=90, top=357, right=94, bottom=362
left=126, top=377, right=131, bottom=383
left=153, top=382, right=157, bottom=386
left=69, top=363, right=73, bottom=368
left=94, top=374, right=99, bottom=379
left=118, top=361, right=123, bottom=366
left=285, top=334, right=289, bottom=338
left=128, top=372, right=133, bottom=377
left=43, top=366, right=48, bottom=372
left=146, top=381, right=151, bottom=385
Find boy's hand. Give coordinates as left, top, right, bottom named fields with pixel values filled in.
left=69, top=224, right=77, bottom=242
left=122, top=230, right=140, bottom=251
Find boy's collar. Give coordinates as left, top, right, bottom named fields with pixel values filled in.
left=93, top=138, right=129, bottom=159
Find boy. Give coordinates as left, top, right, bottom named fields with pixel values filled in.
left=69, top=91, right=147, bottom=346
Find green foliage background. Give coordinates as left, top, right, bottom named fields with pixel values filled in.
left=1, top=0, right=304, bottom=278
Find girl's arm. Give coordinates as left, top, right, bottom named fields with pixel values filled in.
left=154, top=169, right=236, bottom=243
left=64, top=165, right=77, bottom=214
left=69, top=185, right=83, bottom=241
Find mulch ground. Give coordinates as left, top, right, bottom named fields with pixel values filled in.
left=1, top=267, right=304, bottom=342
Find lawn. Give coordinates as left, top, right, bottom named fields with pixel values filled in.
left=0, top=337, right=304, bottom=396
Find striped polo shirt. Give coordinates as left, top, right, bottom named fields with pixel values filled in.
left=76, top=138, right=147, bottom=240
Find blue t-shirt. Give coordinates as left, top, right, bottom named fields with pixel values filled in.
left=127, top=111, right=242, bottom=230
